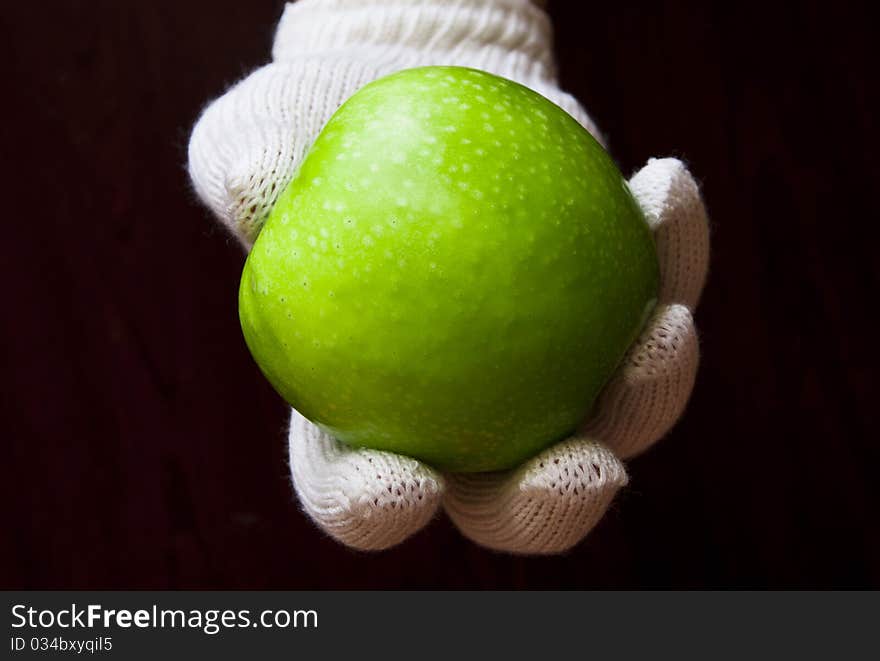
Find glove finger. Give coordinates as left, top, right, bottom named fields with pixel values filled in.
left=188, top=60, right=370, bottom=248
left=289, top=408, right=444, bottom=551
left=628, top=158, right=710, bottom=308
left=581, top=303, right=698, bottom=460
left=443, top=436, right=627, bottom=554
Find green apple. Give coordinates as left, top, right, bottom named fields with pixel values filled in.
left=239, top=66, right=658, bottom=472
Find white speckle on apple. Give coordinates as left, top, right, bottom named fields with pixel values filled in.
left=312, top=177, right=323, bottom=186
left=483, top=123, right=495, bottom=132
left=369, top=163, right=380, bottom=172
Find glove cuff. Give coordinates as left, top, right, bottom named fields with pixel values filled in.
left=272, top=0, right=557, bottom=86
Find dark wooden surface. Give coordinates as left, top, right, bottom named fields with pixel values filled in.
left=2, top=1, right=878, bottom=588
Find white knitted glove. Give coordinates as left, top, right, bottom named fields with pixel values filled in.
left=188, top=0, right=710, bottom=554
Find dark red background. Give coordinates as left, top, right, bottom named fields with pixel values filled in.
left=2, top=1, right=878, bottom=588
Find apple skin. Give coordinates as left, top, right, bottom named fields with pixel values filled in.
left=239, top=66, right=658, bottom=472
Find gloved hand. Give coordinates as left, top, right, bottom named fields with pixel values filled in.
left=188, top=0, right=709, bottom=554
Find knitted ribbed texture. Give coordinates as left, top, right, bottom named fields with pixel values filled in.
left=187, top=0, right=601, bottom=248
left=288, top=409, right=444, bottom=550
left=444, top=437, right=627, bottom=554
left=188, top=1, right=711, bottom=554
